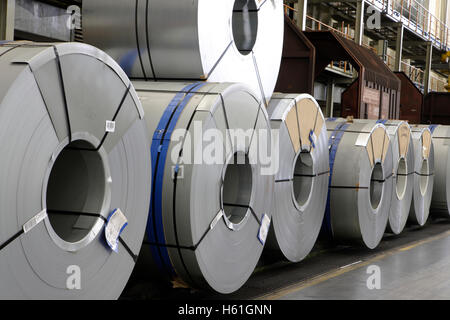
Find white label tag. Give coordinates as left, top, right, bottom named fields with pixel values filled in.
left=105, top=209, right=128, bottom=253
left=172, top=165, right=184, bottom=180
left=106, top=120, right=116, bottom=133
left=210, top=210, right=224, bottom=230
left=355, top=133, right=370, bottom=147
left=23, top=210, right=47, bottom=234
left=258, top=214, right=271, bottom=245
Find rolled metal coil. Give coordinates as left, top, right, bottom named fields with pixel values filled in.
left=265, top=94, right=329, bottom=262
left=409, top=126, right=434, bottom=226
left=83, top=0, right=284, bottom=105
left=134, top=81, right=274, bottom=294
left=325, top=119, right=393, bottom=249
left=0, top=42, right=150, bottom=299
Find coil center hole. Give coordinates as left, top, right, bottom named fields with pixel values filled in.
left=370, top=163, right=384, bottom=210
left=232, top=0, right=259, bottom=56
left=420, top=159, right=430, bottom=197
left=396, top=157, right=408, bottom=200
left=292, top=152, right=314, bottom=208
left=223, top=153, right=253, bottom=226
left=46, top=140, right=107, bottom=244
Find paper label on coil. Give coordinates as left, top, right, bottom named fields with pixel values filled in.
left=365, top=127, right=389, bottom=167
left=23, top=209, right=48, bottom=234
left=258, top=214, right=271, bottom=245
left=297, top=98, right=322, bottom=151
left=285, top=107, right=301, bottom=154
left=355, top=133, right=370, bottom=147
left=397, top=123, right=411, bottom=158
left=422, top=130, right=432, bottom=159
left=105, top=208, right=128, bottom=253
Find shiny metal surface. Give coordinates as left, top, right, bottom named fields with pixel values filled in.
left=134, top=81, right=274, bottom=294
left=409, top=126, right=434, bottom=226
left=265, top=94, right=329, bottom=262
left=0, top=42, right=151, bottom=299
left=417, top=125, right=450, bottom=217
left=384, top=121, right=414, bottom=234
left=352, top=119, right=414, bottom=235
left=325, top=120, right=393, bottom=249
left=83, top=0, right=284, bottom=104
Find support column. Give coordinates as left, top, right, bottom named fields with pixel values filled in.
left=326, top=79, right=335, bottom=118
left=441, top=0, right=448, bottom=24
left=311, top=3, right=318, bottom=30
left=355, top=0, right=365, bottom=46
left=394, top=23, right=404, bottom=72
left=377, top=40, right=388, bottom=63
left=443, top=0, right=449, bottom=49
left=296, top=0, right=307, bottom=31
left=424, top=41, right=433, bottom=94
left=0, top=0, right=15, bottom=41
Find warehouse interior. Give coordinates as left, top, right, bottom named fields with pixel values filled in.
left=1, top=0, right=450, bottom=302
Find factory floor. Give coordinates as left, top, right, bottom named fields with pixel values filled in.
left=122, top=218, right=450, bottom=300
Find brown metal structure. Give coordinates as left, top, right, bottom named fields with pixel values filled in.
left=341, top=80, right=359, bottom=118
left=304, top=31, right=401, bottom=120
left=275, top=15, right=315, bottom=95
left=422, top=92, right=450, bottom=125
left=395, top=72, right=423, bottom=124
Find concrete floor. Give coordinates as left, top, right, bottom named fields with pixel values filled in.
left=123, top=218, right=450, bottom=300
left=264, top=229, right=450, bottom=300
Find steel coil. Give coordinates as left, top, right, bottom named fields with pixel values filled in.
left=83, top=0, right=284, bottom=105
left=351, top=120, right=414, bottom=235
left=325, top=119, right=393, bottom=249
left=265, top=94, right=328, bottom=262
left=134, top=81, right=274, bottom=294
left=0, top=42, right=150, bottom=299
left=409, top=126, right=434, bottom=226
left=427, top=125, right=450, bottom=216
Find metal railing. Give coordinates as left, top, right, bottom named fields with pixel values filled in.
left=284, top=4, right=355, bottom=75
left=285, top=0, right=449, bottom=50
left=366, top=0, right=450, bottom=51
left=386, top=53, right=447, bottom=92
left=284, top=3, right=448, bottom=92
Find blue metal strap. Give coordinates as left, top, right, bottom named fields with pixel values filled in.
left=118, top=50, right=140, bottom=77
left=148, top=82, right=205, bottom=276
left=429, top=124, right=438, bottom=134
left=309, top=130, right=316, bottom=149
left=322, top=122, right=350, bottom=237
left=377, top=119, right=388, bottom=125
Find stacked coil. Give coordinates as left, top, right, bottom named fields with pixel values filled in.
left=83, top=0, right=284, bottom=104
